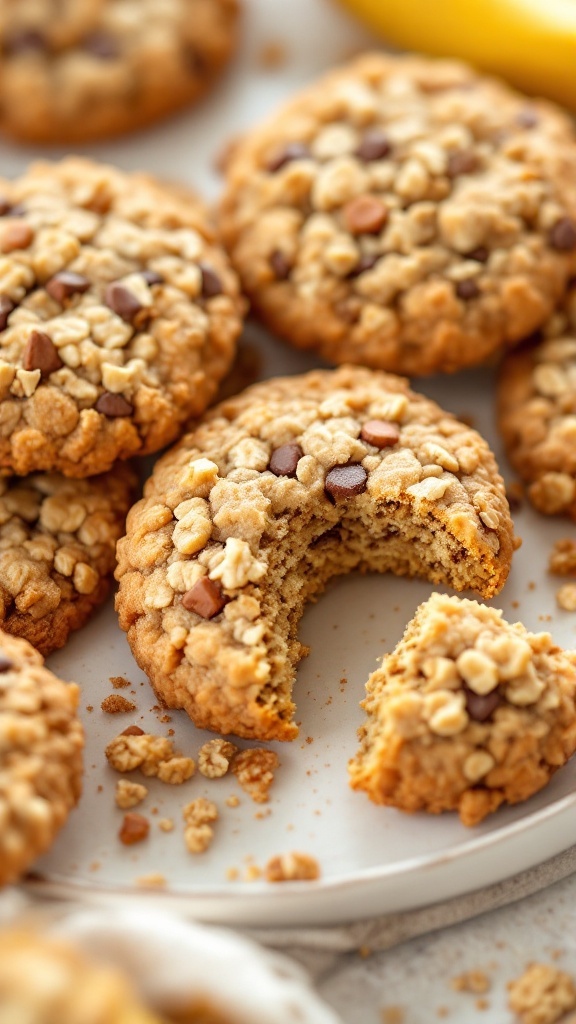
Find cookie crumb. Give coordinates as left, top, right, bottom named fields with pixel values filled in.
left=115, top=779, right=148, bottom=809
left=256, top=40, right=287, bottom=70
left=101, top=694, right=137, bottom=714
left=158, top=817, right=174, bottom=832
left=476, top=998, right=489, bottom=1011
left=226, top=795, right=240, bottom=808
left=451, top=970, right=491, bottom=994
left=381, top=1009, right=405, bottom=1024
left=226, top=867, right=239, bottom=881
left=182, top=798, right=218, bottom=854
left=550, top=540, right=576, bottom=576
left=106, top=730, right=193, bottom=783
left=507, top=963, right=576, bottom=1024
left=232, top=748, right=279, bottom=803
left=245, top=864, right=262, bottom=881
left=556, top=583, right=576, bottom=611
left=110, top=675, right=131, bottom=689
left=136, top=873, right=166, bottom=888
left=264, top=851, right=321, bottom=882
left=119, top=812, right=149, bottom=845
left=198, top=738, right=238, bottom=778
left=157, top=756, right=195, bottom=784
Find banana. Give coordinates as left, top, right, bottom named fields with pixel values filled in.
left=336, top=0, right=576, bottom=111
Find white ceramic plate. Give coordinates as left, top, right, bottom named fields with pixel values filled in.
left=9, top=0, right=576, bottom=928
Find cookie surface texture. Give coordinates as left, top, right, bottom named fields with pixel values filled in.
left=0, top=0, right=240, bottom=143
left=220, top=52, right=576, bottom=376
left=0, top=630, right=83, bottom=885
left=0, top=158, right=244, bottom=478
left=116, top=365, right=515, bottom=741
left=0, top=465, right=135, bottom=655
left=349, top=593, right=576, bottom=825
left=0, top=931, right=161, bottom=1024
left=498, top=288, right=576, bottom=517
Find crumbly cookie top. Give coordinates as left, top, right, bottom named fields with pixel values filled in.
left=0, top=466, right=134, bottom=630
left=0, top=157, right=243, bottom=477
left=498, top=287, right=576, bottom=516
left=0, top=0, right=239, bottom=142
left=221, top=53, right=576, bottom=375
left=0, top=630, right=83, bottom=885
left=116, top=366, right=514, bottom=739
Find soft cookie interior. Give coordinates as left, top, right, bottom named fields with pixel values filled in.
left=116, top=366, right=515, bottom=741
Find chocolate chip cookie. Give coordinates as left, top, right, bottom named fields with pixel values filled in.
left=0, top=158, right=244, bottom=478
left=349, top=593, right=576, bottom=825
left=220, top=52, right=576, bottom=376
left=0, top=629, right=83, bottom=885
left=0, top=465, right=135, bottom=655
left=116, top=365, right=515, bottom=741
left=0, top=0, right=240, bottom=143
left=498, top=288, right=576, bottom=518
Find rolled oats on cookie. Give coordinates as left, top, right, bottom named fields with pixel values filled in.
left=0, top=0, right=240, bottom=144
left=220, top=52, right=576, bottom=376
left=0, top=157, right=244, bottom=477
left=116, top=365, right=515, bottom=741
left=0, top=465, right=135, bottom=655
left=349, top=593, right=576, bottom=825
left=0, top=630, right=83, bottom=885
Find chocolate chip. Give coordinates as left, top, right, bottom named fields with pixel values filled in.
left=311, top=526, right=341, bottom=547
left=82, top=31, right=119, bottom=59
left=46, top=271, right=90, bottom=304
left=325, top=464, right=368, bottom=499
left=360, top=420, right=400, bottom=448
left=4, top=29, right=47, bottom=55
left=266, top=142, right=310, bottom=172
left=343, top=195, right=388, bottom=236
left=105, top=282, right=143, bottom=323
left=467, top=246, right=489, bottom=263
left=22, top=330, right=63, bottom=377
left=348, top=253, right=378, bottom=278
left=270, top=250, right=292, bottom=280
left=447, top=151, right=478, bottom=178
left=456, top=278, right=480, bottom=300
left=0, top=199, right=12, bottom=216
left=464, top=686, right=501, bottom=722
left=119, top=812, right=149, bottom=846
left=182, top=578, right=226, bottom=619
left=184, top=45, right=207, bottom=75
left=199, top=263, right=223, bottom=298
left=549, top=217, right=576, bottom=252
left=269, top=442, right=303, bottom=477
left=121, top=725, right=145, bottom=736
left=517, top=108, right=539, bottom=128
left=0, top=653, right=14, bottom=673
left=356, top=130, right=392, bottom=162
left=141, top=270, right=164, bottom=286
left=0, top=295, right=15, bottom=332
left=95, top=392, right=133, bottom=418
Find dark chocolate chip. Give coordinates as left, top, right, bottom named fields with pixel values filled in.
left=46, top=271, right=90, bottom=304
left=447, top=151, right=478, bottom=178
left=95, top=392, right=133, bottom=417
left=0, top=653, right=14, bottom=672
left=269, top=442, right=303, bottom=477
left=141, top=270, right=164, bottom=286
left=121, top=725, right=145, bottom=736
left=184, top=45, right=207, bottom=75
left=348, top=253, right=378, bottom=278
left=266, top=142, right=310, bottom=173
left=325, top=464, right=368, bottom=499
left=182, top=577, right=226, bottom=619
left=464, top=686, right=501, bottom=722
left=467, top=246, right=489, bottom=263
left=311, top=526, right=341, bottom=547
left=517, top=108, right=539, bottom=129
left=82, top=31, right=120, bottom=59
left=22, top=330, right=63, bottom=377
left=456, top=278, right=480, bottom=300
left=199, top=263, right=223, bottom=298
left=0, top=198, right=12, bottom=216
left=549, top=217, right=576, bottom=252
left=356, top=130, right=392, bottom=162
left=4, top=29, right=47, bottom=55
left=0, top=295, right=15, bottom=332
left=105, top=282, right=143, bottom=323
left=360, top=420, right=400, bottom=448
left=269, top=250, right=292, bottom=280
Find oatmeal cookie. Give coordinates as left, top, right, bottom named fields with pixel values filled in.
left=116, top=365, right=515, bottom=741
left=0, top=630, right=83, bottom=885
left=498, top=287, right=576, bottom=518
left=0, top=465, right=135, bottom=655
left=220, top=52, right=576, bottom=376
left=0, top=157, right=244, bottom=478
left=0, top=0, right=239, bottom=144
left=349, top=593, right=576, bottom=825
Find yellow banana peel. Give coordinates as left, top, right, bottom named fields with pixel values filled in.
left=337, top=0, right=576, bottom=111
